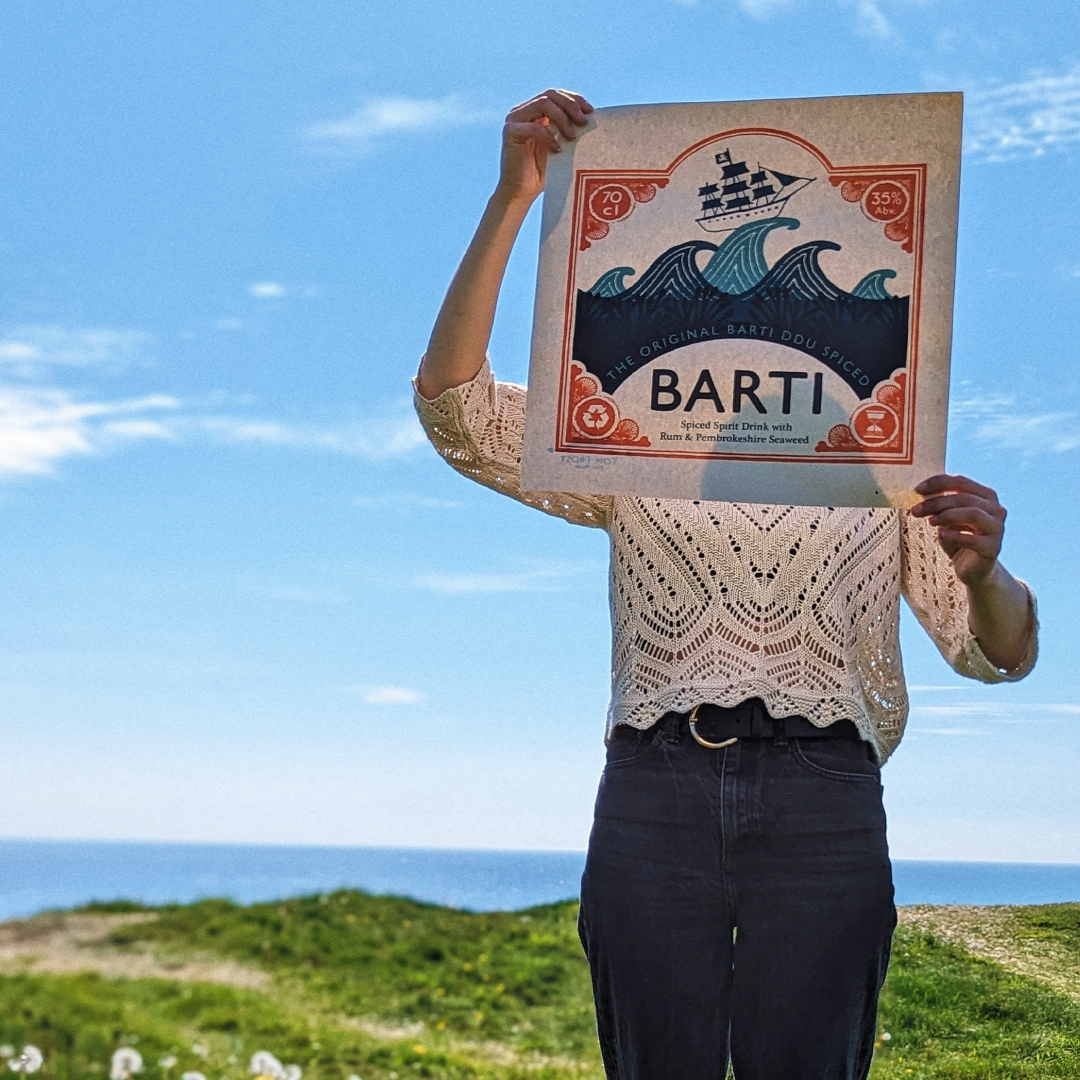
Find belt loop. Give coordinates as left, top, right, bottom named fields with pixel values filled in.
left=660, top=711, right=682, bottom=744
left=750, top=699, right=768, bottom=738
left=772, top=715, right=788, bottom=748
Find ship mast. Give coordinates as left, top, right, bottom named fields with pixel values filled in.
left=696, top=147, right=815, bottom=230
left=717, top=149, right=752, bottom=212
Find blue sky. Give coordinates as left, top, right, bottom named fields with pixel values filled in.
left=1, top=0, right=1078, bottom=860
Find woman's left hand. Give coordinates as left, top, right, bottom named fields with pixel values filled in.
left=911, top=474, right=1007, bottom=587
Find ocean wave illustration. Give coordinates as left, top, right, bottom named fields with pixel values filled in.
left=852, top=268, right=897, bottom=300
left=621, top=240, right=718, bottom=301
left=700, top=217, right=801, bottom=293
left=587, top=266, right=637, bottom=297
left=573, top=232, right=908, bottom=399
left=754, top=240, right=843, bottom=301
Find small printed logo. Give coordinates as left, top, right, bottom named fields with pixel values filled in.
left=572, top=396, right=618, bottom=438
left=851, top=401, right=900, bottom=446
left=588, top=184, right=636, bottom=224
left=860, top=180, right=910, bottom=223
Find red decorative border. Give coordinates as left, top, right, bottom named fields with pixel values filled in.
left=815, top=371, right=907, bottom=453
left=831, top=174, right=917, bottom=253
left=581, top=179, right=669, bottom=251
left=554, top=127, right=927, bottom=465
left=563, top=362, right=650, bottom=446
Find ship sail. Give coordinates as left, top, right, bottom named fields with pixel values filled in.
left=697, top=149, right=815, bottom=234
left=770, top=169, right=806, bottom=188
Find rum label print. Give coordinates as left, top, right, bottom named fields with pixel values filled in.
left=521, top=95, right=961, bottom=508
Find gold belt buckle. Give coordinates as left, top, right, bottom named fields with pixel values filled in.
left=688, top=703, right=739, bottom=749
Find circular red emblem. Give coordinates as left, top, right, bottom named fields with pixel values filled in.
left=851, top=402, right=900, bottom=447
left=572, top=396, right=617, bottom=439
left=588, top=183, right=635, bottom=224
left=861, top=180, right=909, bottom=223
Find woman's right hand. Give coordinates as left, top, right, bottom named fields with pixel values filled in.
left=497, top=89, right=594, bottom=207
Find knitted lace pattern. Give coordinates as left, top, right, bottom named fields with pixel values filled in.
left=414, top=362, right=1038, bottom=762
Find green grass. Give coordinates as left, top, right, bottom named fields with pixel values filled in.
left=0, top=971, right=583, bottom=1080
left=873, top=925, right=1080, bottom=1078
left=7, top=895, right=1080, bottom=1078
left=97, top=892, right=597, bottom=1059
left=1013, top=904, right=1080, bottom=961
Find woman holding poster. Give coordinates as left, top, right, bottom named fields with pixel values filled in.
left=413, top=89, right=1037, bottom=1080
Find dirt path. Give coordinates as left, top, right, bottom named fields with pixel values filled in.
left=0, top=911, right=269, bottom=990
left=0, top=913, right=589, bottom=1071
left=899, top=905, right=1080, bottom=1003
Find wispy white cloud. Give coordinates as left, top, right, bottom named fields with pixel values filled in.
left=187, top=414, right=427, bottom=458
left=915, top=703, right=1080, bottom=718
left=916, top=704, right=998, bottom=716
left=737, top=0, right=795, bottom=12
left=0, top=385, right=178, bottom=477
left=0, top=393, right=427, bottom=479
left=966, top=68, right=1080, bottom=163
left=917, top=728, right=989, bottom=736
left=949, top=393, right=1080, bottom=455
left=248, top=282, right=285, bottom=298
left=907, top=685, right=971, bottom=692
left=413, top=563, right=595, bottom=594
left=0, top=322, right=430, bottom=480
left=362, top=686, right=423, bottom=705
left=0, top=326, right=149, bottom=377
left=305, top=96, right=494, bottom=154
left=678, top=0, right=920, bottom=39
left=842, top=0, right=892, bottom=38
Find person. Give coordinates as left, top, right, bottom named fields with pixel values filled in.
left=413, top=89, right=1038, bottom=1080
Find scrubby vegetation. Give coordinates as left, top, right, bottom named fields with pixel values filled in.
left=6, top=893, right=1080, bottom=1078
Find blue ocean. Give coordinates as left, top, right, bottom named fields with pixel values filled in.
left=5, top=839, right=1080, bottom=920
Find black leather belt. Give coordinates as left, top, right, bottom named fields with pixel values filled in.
left=613, top=698, right=863, bottom=748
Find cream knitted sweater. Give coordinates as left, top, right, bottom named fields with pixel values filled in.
left=414, top=361, right=1037, bottom=761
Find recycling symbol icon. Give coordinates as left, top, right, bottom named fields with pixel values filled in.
left=572, top=395, right=618, bottom=439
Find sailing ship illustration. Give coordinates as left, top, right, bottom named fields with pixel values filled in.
left=697, top=149, right=815, bottom=233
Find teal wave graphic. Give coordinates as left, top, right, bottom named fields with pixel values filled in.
left=587, top=266, right=637, bottom=297
left=851, top=268, right=897, bottom=300
left=700, top=217, right=800, bottom=293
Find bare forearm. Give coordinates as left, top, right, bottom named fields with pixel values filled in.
left=966, top=562, right=1032, bottom=672
left=417, top=190, right=533, bottom=399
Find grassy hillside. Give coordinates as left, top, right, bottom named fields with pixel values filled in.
left=4, top=894, right=1080, bottom=1078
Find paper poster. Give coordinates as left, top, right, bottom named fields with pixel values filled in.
left=520, top=93, right=961, bottom=507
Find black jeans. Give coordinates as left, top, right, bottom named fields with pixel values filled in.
left=578, top=714, right=896, bottom=1080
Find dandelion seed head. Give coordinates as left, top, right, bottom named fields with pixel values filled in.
left=110, top=1048, right=143, bottom=1080
left=181, top=1072, right=207, bottom=1080
left=158, top=1058, right=177, bottom=1070
left=248, top=1053, right=283, bottom=1080
left=8, top=1048, right=43, bottom=1075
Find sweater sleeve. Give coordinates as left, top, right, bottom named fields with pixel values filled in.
left=413, top=359, right=612, bottom=529
left=900, top=511, right=1038, bottom=682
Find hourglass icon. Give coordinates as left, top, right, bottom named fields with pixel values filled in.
left=864, top=408, right=887, bottom=438
left=852, top=401, right=899, bottom=447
